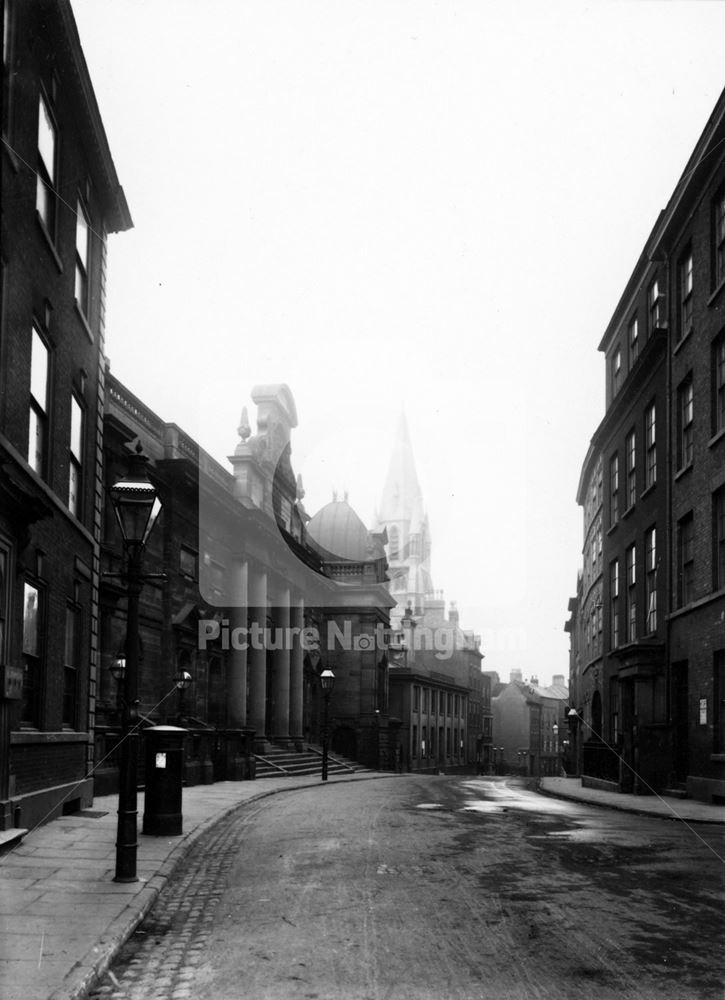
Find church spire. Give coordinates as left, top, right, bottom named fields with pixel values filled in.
left=377, top=411, right=424, bottom=526
left=377, top=411, right=433, bottom=622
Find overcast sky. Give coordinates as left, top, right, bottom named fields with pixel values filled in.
left=72, top=0, right=725, bottom=686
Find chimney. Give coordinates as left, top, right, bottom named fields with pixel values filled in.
left=530, top=675, right=539, bottom=686
left=552, top=674, right=565, bottom=687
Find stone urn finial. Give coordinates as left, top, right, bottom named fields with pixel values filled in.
left=238, top=406, right=251, bottom=442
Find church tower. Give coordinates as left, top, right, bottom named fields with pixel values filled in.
left=375, top=413, right=433, bottom=625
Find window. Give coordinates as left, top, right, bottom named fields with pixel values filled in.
left=21, top=582, right=42, bottom=726
left=679, top=250, right=693, bottom=339
left=714, top=487, right=725, bottom=592
left=677, top=513, right=694, bottom=608
left=63, top=604, right=80, bottom=728
left=610, top=559, right=619, bottom=649
left=629, top=315, right=639, bottom=364
left=28, top=326, right=49, bottom=475
left=413, top=685, right=420, bottom=711
left=36, top=92, right=57, bottom=233
left=677, top=376, right=694, bottom=469
left=609, top=453, right=619, bottom=527
left=715, top=189, right=725, bottom=289
left=713, top=333, right=725, bottom=437
left=645, top=527, right=657, bottom=633
left=430, top=690, right=437, bottom=715
left=648, top=278, right=661, bottom=335
left=75, top=199, right=90, bottom=314
left=626, top=545, right=636, bottom=642
left=645, top=402, right=656, bottom=488
left=388, top=526, right=399, bottom=561
left=179, top=546, right=197, bottom=579
left=626, top=430, right=636, bottom=509
left=68, top=396, right=83, bottom=516
left=612, top=346, right=622, bottom=396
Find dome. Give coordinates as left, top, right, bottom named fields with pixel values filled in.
left=307, top=499, right=383, bottom=562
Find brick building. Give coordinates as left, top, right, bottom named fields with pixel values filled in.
left=0, top=0, right=131, bottom=832
left=568, top=86, right=725, bottom=803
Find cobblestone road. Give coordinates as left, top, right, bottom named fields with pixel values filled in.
left=87, top=804, right=258, bottom=1000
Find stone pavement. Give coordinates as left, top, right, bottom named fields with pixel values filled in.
left=539, top=775, right=725, bottom=824
left=1, top=772, right=723, bottom=1000
left=0, top=772, right=397, bottom=1000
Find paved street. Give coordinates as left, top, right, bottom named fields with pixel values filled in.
left=86, top=775, right=725, bottom=1000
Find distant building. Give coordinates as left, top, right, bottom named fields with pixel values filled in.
left=0, top=0, right=132, bottom=832
left=491, top=672, right=569, bottom=777
left=568, top=86, right=725, bottom=802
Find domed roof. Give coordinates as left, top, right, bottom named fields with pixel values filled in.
left=308, top=498, right=383, bottom=562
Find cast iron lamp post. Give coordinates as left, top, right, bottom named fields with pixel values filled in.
left=109, top=446, right=162, bottom=883
left=567, top=707, right=581, bottom=776
left=320, top=668, right=335, bottom=782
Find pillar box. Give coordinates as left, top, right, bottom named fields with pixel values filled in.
left=142, top=726, right=186, bottom=836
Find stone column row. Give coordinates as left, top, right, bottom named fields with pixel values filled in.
left=225, top=560, right=305, bottom=751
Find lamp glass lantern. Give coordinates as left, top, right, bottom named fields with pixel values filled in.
left=110, top=656, right=126, bottom=683
left=110, top=453, right=162, bottom=550
left=320, top=668, right=335, bottom=691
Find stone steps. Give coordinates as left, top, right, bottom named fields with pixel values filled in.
left=254, top=745, right=370, bottom=779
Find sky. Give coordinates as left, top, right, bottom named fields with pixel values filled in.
left=71, top=0, right=725, bottom=687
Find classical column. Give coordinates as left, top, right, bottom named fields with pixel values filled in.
left=227, top=559, right=248, bottom=730
left=289, top=595, right=305, bottom=749
left=248, top=568, right=268, bottom=748
left=270, top=586, right=291, bottom=743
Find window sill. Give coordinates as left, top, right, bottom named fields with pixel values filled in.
left=606, top=522, right=619, bottom=537
left=710, top=754, right=725, bottom=763
left=674, top=462, right=693, bottom=482
left=707, top=278, right=725, bottom=308
left=35, top=212, right=64, bottom=274
left=673, top=327, right=693, bottom=356
left=640, top=482, right=656, bottom=500
left=667, top=587, right=725, bottom=621
left=11, top=730, right=89, bottom=744
left=74, top=300, right=94, bottom=343
left=708, top=427, right=725, bottom=450
left=622, top=503, right=635, bottom=520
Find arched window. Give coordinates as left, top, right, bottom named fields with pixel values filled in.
left=388, top=526, right=399, bottom=561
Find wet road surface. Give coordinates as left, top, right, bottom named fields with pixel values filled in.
left=88, top=775, right=725, bottom=1000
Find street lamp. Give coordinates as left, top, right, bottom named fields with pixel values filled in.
left=320, top=668, right=335, bottom=782
left=109, top=444, right=162, bottom=883
left=110, top=655, right=125, bottom=708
